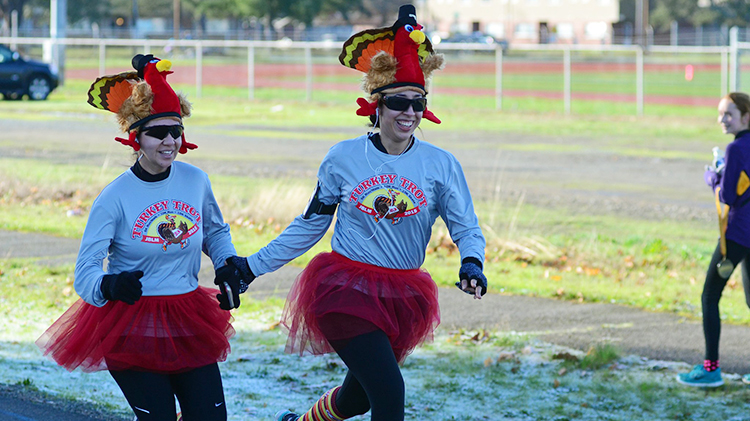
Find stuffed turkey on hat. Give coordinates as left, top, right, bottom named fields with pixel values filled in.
left=87, top=54, right=197, bottom=153
left=339, top=4, right=444, bottom=124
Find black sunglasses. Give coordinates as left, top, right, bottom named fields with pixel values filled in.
left=142, top=125, right=184, bottom=140
left=382, top=96, right=427, bottom=112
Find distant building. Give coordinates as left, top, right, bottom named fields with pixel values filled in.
left=417, top=0, right=620, bottom=45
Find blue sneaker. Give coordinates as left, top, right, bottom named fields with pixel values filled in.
left=676, top=364, right=724, bottom=387
left=275, top=410, right=300, bottom=421
left=742, top=374, right=750, bottom=384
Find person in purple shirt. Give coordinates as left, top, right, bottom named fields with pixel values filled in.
left=677, top=92, right=750, bottom=387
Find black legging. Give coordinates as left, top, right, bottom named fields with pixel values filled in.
left=330, top=330, right=405, bottom=421
left=702, top=239, right=750, bottom=361
left=109, top=363, right=227, bottom=421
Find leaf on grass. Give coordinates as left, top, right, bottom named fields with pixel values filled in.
left=553, top=379, right=560, bottom=388
left=267, top=321, right=282, bottom=331
left=484, top=357, right=494, bottom=367
left=558, top=367, right=567, bottom=376
left=552, top=352, right=579, bottom=362
left=584, top=267, right=601, bottom=276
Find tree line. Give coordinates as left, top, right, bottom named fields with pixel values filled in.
left=621, top=0, right=750, bottom=32
left=0, top=0, right=404, bottom=34
left=3, top=0, right=750, bottom=38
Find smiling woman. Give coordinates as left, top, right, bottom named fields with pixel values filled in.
left=217, top=5, right=487, bottom=421
left=678, top=92, right=750, bottom=388
left=35, top=54, right=242, bottom=421
left=137, top=118, right=184, bottom=174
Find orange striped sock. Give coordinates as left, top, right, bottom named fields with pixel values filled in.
left=298, top=387, right=344, bottom=421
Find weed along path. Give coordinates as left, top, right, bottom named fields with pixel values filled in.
left=3, top=230, right=750, bottom=421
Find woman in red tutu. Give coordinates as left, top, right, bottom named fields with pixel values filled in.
left=36, top=54, right=242, bottom=421
left=222, top=5, right=487, bottom=421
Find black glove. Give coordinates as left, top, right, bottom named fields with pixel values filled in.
left=215, top=264, right=241, bottom=310
left=227, top=255, right=256, bottom=291
left=214, top=256, right=256, bottom=310
left=101, top=270, right=144, bottom=305
left=456, top=259, right=487, bottom=298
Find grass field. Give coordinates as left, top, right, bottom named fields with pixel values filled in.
left=4, top=70, right=750, bottom=419
left=0, top=77, right=745, bottom=325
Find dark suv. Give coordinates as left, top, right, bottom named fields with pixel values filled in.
left=0, top=44, right=59, bottom=100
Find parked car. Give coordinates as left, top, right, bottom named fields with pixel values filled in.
left=441, top=32, right=509, bottom=51
left=0, top=44, right=59, bottom=100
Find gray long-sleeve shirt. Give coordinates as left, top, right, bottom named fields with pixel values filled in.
left=74, top=161, right=236, bottom=307
left=248, top=134, right=485, bottom=275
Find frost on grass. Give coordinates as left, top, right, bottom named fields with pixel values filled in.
left=3, top=309, right=750, bottom=421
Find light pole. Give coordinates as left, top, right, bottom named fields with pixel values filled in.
left=50, top=0, right=66, bottom=84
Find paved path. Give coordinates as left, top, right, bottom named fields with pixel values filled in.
left=2, top=229, right=750, bottom=420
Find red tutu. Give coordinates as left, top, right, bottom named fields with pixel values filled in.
left=36, top=286, right=234, bottom=373
left=281, top=251, right=440, bottom=362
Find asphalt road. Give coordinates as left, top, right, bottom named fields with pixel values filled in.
left=2, top=229, right=750, bottom=420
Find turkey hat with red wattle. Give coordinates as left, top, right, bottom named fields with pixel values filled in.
left=338, top=4, right=445, bottom=124
left=86, top=54, right=197, bottom=153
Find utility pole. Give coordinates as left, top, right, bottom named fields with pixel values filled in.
left=635, top=0, right=649, bottom=48
left=173, top=0, right=180, bottom=39
left=132, top=0, right=139, bottom=38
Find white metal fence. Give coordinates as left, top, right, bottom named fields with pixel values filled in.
left=2, top=32, right=749, bottom=116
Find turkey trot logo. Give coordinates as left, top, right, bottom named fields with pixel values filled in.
left=348, top=174, right=427, bottom=225
left=131, top=200, right=201, bottom=251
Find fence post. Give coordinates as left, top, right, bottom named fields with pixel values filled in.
left=305, top=45, right=313, bottom=102
left=696, top=26, right=703, bottom=47
left=98, top=40, right=106, bottom=76
left=196, top=42, right=203, bottom=99
left=248, top=44, right=255, bottom=100
left=636, top=47, right=643, bottom=116
left=495, top=44, right=503, bottom=110
left=721, top=47, right=728, bottom=97
left=730, top=26, right=739, bottom=92
left=564, top=47, right=571, bottom=114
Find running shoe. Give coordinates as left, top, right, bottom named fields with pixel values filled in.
left=742, top=374, right=750, bottom=384
left=676, top=364, right=724, bottom=387
left=275, top=410, right=300, bottom=421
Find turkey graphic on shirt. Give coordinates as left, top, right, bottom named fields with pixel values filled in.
left=131, top=200, right=201, bottom=251
left=157, top=214, right=189, bottom=251
left=349, top=174, right=427, bottom=225
left=373, top=189, right=408, bottom=222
